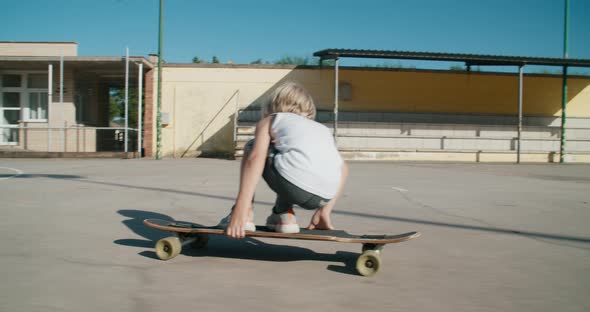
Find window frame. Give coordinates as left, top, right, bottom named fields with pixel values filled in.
left=0, top=71, right=49, bottom=123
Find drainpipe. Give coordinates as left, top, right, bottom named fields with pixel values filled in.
left=517, top=65, right=524, bottom=163
left=138, top=63, right=143, bottom=157
left=156, top=0, right=164, bottom=159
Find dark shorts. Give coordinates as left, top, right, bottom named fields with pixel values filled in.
left=245, top=140, right=330, bottom=213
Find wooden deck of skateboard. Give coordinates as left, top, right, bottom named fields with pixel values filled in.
left=144, top=218, right=420, bottom=244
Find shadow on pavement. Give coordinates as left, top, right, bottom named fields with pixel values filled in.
left=0, top=174, right=83, bottom=179
left=115, top=209, right=360, bottom=276
left=89, top=176, right=590, bottom=247
left=337, top=211, right=590, bottom=245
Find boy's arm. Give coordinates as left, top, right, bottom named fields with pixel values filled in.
left=226, top=116, right=273, bottom=239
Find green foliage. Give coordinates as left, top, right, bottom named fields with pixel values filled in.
left=212, top=56, right=220, bottom=64
left=360, top=61, right=415, bottom=69
left=537, top=69, right=559, bottom=75
left=272, top=55, right=336, bottom=66
left=449, top=65, right=465, bottom=71
left=109, top=87, right=140, bottom=128
left=192, top=56, right=203, bottom=63
left=273, top=55, right=312, bottom=65
left=317, top=59, right=336, bottom=66
left=250, top=58, right=263, bottom=64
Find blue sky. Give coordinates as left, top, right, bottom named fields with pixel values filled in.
left=1, top=0, right=589, bottom=72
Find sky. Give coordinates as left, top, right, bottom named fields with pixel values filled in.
left=1, top=0, right=589, bottom=72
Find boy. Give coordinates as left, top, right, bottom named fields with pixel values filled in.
left=220, top=82, right=348, bottom=239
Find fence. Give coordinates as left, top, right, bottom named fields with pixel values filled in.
left=0, top=125, right=139, bottom=153
left=234, top=109, right=590, bottom=161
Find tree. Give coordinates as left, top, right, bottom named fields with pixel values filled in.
left=273, top=55, right=311, bottom=65
left=212, top=56, right=220, bottom=64
left=192, top=56, right=203, bottom=63
left=316, top=59, right=336, bottom=66
left=250, top=58, right=263, bottom=64
left=109, top=87, right=140, bottom=128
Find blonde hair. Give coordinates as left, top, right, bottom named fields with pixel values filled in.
left=262, top=82, right=316, bottom=120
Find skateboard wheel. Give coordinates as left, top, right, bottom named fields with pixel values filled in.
left=190, top=233, right=209, bottom=249
left=155, top=237, right=182, bottom=260
left=356, top=250, right=381, bottom=277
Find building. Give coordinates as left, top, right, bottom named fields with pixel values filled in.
left=0, top=41, right=151, bottom=156
left=3, top=42, right=590, bottom=162
left=151, top=62, right=590, bottom=163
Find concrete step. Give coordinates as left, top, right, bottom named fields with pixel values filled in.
left=236, top=126, right=255, bottom=135
left=235, top=141, right=248, bottom=149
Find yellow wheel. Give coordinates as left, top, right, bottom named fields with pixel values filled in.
left=356, top=250, right=382, bottom=277
left=155, top=237, right=182, bottom=260
left=190, top=233, right=209, bottom=249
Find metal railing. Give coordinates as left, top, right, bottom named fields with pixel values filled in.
left=0, top=125, right=139, bottom=153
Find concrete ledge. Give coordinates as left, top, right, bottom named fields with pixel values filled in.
left=234, top=147, right=589, bottom=163
left=339, top=150, right=590, bottom=163
left=0, top=151, right=139, bottom=159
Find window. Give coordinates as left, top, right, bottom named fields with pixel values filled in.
left=28, top=74, right=48, bottom=88
left=3, top=92, right=20, bottom=108
left=2, top=74, right=21, bottom=88
left=29, top=92, right=48, bottom=120
left=0, top=81, right=22, bottom=144
left=1, top=73, right=49, bottom=123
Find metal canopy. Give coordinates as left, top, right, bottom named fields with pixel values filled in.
left=314, top=48, right=590, bottom=163
left=313, top=49, right=590, bottom=68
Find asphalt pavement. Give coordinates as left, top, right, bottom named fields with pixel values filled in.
left=0, top=159, right=589, bottom=312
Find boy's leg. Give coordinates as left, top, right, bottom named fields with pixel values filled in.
left=266, top=195, right=299, bottom=233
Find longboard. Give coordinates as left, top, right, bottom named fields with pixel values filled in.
left=144, top=218, right=420, bottom=277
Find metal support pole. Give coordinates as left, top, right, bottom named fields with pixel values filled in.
left=560, top=66, right=568, bottom=162
left=124, top=47, right=129, bottom=153
left=60, top=55, right=64, bottom=152
left=517, top=65, right=524, bottom=164
left=47, top=64, right=53, bottom=152
left=333, top=57, right=339, bottom=144
left=156, top=0, right=164, bottom=159
left=233, top=90, right=239, bottom=143
left=560, top=0, right=569, bottom=163
left=138, top=63, right=143, bottom=157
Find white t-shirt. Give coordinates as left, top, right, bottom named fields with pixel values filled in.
left=270, top=113, right=343, bottom=199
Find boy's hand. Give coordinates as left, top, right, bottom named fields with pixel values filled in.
left=306, top=206, right=335, bottom=230
left=225, top=206, right=249, bottom=239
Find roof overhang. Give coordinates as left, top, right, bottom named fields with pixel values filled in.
left=313, top=49, right=590, bottom=68
left=0, top=56, right=154, bottom=70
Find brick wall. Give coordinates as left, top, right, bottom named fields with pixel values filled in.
left=143, top=69, right=154, bottom=157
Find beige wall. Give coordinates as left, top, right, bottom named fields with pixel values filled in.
left=0, top=42, right=78, bottom=57
left=18, top=123, right=97, bottom=152
left=156, top=67, right=298, bottom=157
left=154, top=65, right=590, bottom=158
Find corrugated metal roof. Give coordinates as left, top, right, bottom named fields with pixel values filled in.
left=313, top=49, right=590, bottom=67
